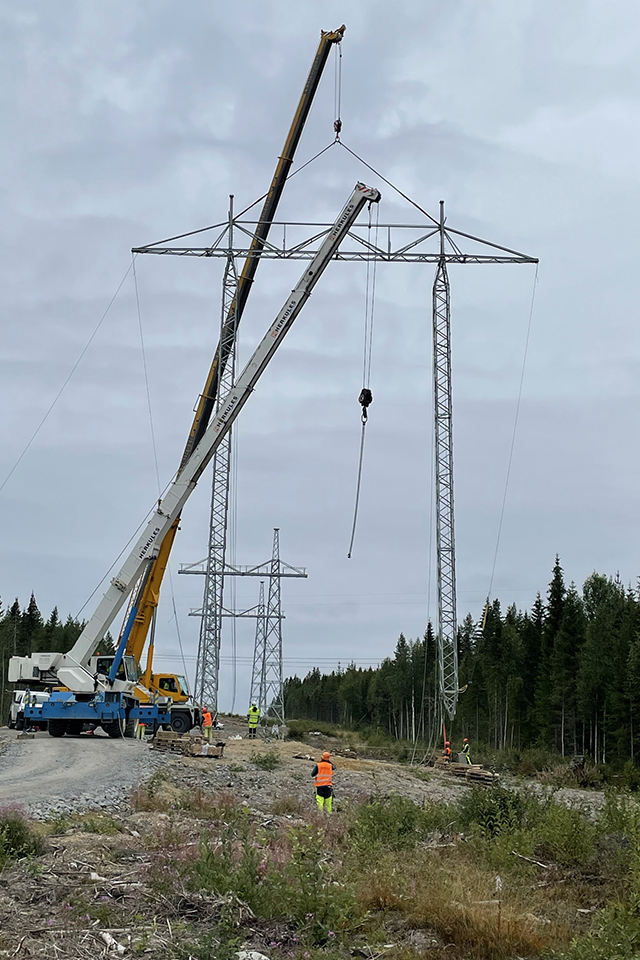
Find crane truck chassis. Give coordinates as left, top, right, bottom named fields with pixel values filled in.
left=10, top=181, right=381, bottom=738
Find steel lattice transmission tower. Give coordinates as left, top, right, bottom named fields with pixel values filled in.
left=252, top=528, right=285, bottom=723
left=193, top=199, right=238, bottom=712
left=144, top=206, right=537, bottom=723
left=249, top=581, right=267, bottom=709
left=433, top=202, right=458, bottom=720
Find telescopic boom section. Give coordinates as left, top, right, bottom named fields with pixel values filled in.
left=36, top=182, right=380, bottom=686
left=124, top=25, right=346, bottom=662
left=183, top=25, right=346, bottom=461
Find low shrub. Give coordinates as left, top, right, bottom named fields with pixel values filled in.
left=555, top=900, right=640, bottom=959
left=271, top=795, right=306, bottom=817
left=286, top=719, right=345, bottom=740
left=456, top=785, right=532, bottom=837
left=0, top=807, right=43, bottom=866
left=250, top=748, right=281, bottom=772
left=350, top=795, right=448, bottom=852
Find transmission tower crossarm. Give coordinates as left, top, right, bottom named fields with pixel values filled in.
left=36, top=182, right=380, bottom=671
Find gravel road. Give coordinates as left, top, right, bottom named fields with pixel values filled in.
left=0, top=729, right=162, bottom=819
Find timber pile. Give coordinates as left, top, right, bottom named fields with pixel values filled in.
left=152, top=730, right=225, bottom=758
left=434, top=758, right=498, bottom=785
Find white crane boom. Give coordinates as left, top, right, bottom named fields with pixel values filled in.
left=9, top=182, right=380, bottom=693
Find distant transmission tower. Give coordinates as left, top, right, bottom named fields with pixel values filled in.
left=249, top=581, right=266, bottom=708
left=181, top=528, right=306, bottom=716
left=253, top=528, right=285, bottom=723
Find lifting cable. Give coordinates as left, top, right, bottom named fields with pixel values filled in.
left=347, top=201, right=379, bottom=558
left=0, top=261, right=133, bottom=496
left=333, top=37, right=343, bottom=140
left=487, top=264, right=539, bottom=600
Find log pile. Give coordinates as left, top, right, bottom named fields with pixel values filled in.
left=152, top=730, right=225, bottom=758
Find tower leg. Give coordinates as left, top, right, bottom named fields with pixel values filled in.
left=433, top=201, right=458, bottom=721
left=194, top=200, right=238, bottom=714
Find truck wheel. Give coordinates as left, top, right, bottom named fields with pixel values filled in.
left=48, top=719, right=67, bottom=738
left=170, top=713, right=190, bottom=734
left=124, top=718, right=139, bottom=739
left=66, top=720, right=84, bottom=736
left=104, top=718, right=125, bottom=738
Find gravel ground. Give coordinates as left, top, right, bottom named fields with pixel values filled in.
left=0, top=728, right=164, bottom=819
left=0, top=720, right=607, bottom=821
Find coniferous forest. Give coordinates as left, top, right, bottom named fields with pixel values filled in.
left=285, top=558, right=640, bottom=766
left=3, top=558, right=640, bottom=766
left=0, top=596, right=87, bottom=721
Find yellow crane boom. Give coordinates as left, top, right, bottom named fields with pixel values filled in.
left=124, top=25, right=346, bottom=674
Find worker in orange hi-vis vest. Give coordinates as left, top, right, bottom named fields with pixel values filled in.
left=311, top=751, right=336, bottom=813
left=202, top=707, right=213, bottom=743
left=442, top=741, right=452, bottom=762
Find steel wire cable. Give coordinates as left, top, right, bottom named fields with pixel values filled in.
left=487, top=264, right=539, bottom=599
left=0, top=262, right=133, bottom=496
left=347, top=202, right=380, bottom=558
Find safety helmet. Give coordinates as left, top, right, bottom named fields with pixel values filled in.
left=322, top=751, right=330, bottom=760
left=463, top=738, right=469, bottom=743
left=445, top=741, right=450, bottom=746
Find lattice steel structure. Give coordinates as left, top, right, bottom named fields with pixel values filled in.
left=433, top=202, right=457, bottom=720
left=260, top=529, right=285, bottom=723
left=193, top=199, right=238, bottom=714
left=180, top=533, right=305, bottom=717
left=152, top=207, right=536, bottom=722
left=249, top=581, right=267, bottom=709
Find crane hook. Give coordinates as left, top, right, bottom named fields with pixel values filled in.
left=358, top=387, right=372, bottom=423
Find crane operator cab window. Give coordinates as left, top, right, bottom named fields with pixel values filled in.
left=176, top=675, right=190, bottom=697
left=158, top=677, right=178, bottom=694
left=94, top=655, right=139, bottom=683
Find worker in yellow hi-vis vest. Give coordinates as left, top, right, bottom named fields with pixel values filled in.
left=247, top=703, right=260, bottom=739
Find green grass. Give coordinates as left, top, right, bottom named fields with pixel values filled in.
left=135, top=773, right=640, bottom=958
left=249, top=748, right=281, bottom=771
left=0, top=807, right=43, bottom=867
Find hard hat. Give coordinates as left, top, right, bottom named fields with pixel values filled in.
left=322, top=751, right=330, bottom=759
left=463, top=738, right=469, bottom=743
left=445, top=741, right=450, bottom=746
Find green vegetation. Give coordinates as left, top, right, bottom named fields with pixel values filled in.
left=135, top=781, right=640, bottom=958
left=250, top=747, right=281, bottom=771
left=0, top=807, right=43, bottom=867
left=285, top=558, right=640, bottom=771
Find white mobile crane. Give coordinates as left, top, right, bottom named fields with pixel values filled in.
left=10, top=181, right=381, bottom=737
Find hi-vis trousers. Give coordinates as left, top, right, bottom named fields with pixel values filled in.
left=315, top=786, right=333, bottom=813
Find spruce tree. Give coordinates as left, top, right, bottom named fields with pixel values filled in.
left=535, top=557, right=566, bottom=745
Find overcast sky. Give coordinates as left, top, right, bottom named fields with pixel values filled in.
left=2, top=0, right=640, bottom=711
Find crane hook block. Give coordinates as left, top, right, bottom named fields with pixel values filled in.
left=358, top=387, right=373, bottom=422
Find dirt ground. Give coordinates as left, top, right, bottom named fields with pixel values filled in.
left=0, top=720, right=610, bottom=958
